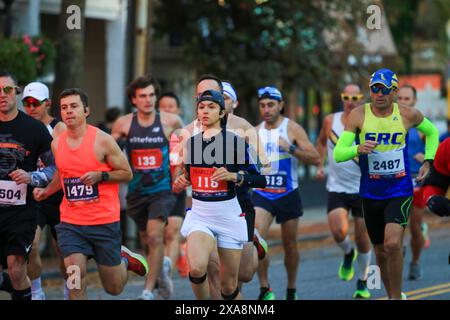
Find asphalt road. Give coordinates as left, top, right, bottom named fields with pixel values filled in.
left=2, top=222, right=447, bottom=301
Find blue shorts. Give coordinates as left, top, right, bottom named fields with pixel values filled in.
left=252, top=189, right=303, bottom=224
left=55, top=222, right=122, bottom=266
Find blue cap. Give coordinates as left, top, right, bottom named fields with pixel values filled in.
left=258, top=86, right=282, bottom=101
left=369, top=68, right=399, bottom=89
left=222, top=81, right=237, bottom=103
left=196, top=90, right=225, bottom=109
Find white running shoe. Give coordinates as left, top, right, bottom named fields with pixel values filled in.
left=158, top=256, right=173, bottom=299
left=136, top=289, right=155, bottom=300
left=32, top=290, right=46, bottom=300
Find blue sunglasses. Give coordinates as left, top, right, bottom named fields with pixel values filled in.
left=370, top=85, right=393, bottom=95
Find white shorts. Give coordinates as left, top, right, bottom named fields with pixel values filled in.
left=180, top=197, right=247, bottom=250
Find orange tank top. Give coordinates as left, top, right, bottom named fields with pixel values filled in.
left=56, top=125, right=120, bottom=225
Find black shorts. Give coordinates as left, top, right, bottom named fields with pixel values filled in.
left=252, top=190, right=304, bottom=224
left=362, top=196, right=413, bottom=245
left=0, top=206, right=37, bottom=268
left=327, top=192, right=363, bottom=218
left=55, top=222, right=122, bottom=266
left=169, top=190, right=186, bottom=218
left=37, top=202, right=60, bottom=240
left=238, top=197, right=255, bottom=242
left=126, top=191, right=176, bottom=231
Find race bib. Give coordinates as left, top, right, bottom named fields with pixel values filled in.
left=261, top=174, right=287, bottom=193
left=131, top=149, right=163, bottom=170
left=0, top=180, right=27, bottom=205
left=368, top=151, right=406, bottom=179
left=190, top=167, right=228, bottom=194
left=63, top=177, right=99, bottom=204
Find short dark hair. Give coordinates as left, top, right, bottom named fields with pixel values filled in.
left=59, top=88, right=89, bottom=111
left=126, top=74, right=161, bottom=103
left=157, top=92, right=180, bottom=109
left=197, top=74, right=223, bottom=93
left=400, top=84, right=417, bottom=99
left=0, top=70, right=18, bottom=85
left=105, top=107, right=121, bottom=123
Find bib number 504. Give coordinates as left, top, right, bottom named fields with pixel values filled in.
left=0, top=188, right=21, bottom=200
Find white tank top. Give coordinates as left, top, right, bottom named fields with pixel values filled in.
left=254, top=117, right=299, bottom=200
left=326, top=112, right=360, bottom=194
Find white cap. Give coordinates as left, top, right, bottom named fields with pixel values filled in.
left=23, top=82, right=49, bottom=101
left=222, top=81, right=238, bottom=104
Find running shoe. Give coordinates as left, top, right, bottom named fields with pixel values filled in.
left=353, top=279, right=371, bottom=299
left=121, top=245, right=149, bottom=276
left=421, top=223, right=430, bottom=249
left=338, top=248, right=357, bottom=281
left=253, top=229, right=268, bottom=260
left=285, top=290, right=297, bottom=300
left=158, top=256, right=174, bottom=299
left=408, top=262, right=423, bottom=280
left=136, top=289, right=155, bottom=300
left=177, top=242, right=189, bottom=278
left=258, top=287, right=275, bottom=300
left=32, top=291, right=46, bottom=300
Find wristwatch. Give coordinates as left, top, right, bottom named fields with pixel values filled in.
left=236, top=173, right=244, bottom=186
left=288, top=144, right=298, bottom=155
left=101, top=171, right=110, bottom=182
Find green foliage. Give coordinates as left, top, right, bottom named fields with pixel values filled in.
left=154, top=0, right=364, bottom=93
left=0, top=35, right=56, bottom=84
left=0, top=37, right=36, bottom=84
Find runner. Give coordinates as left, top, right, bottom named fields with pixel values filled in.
left=181, top=75, right=269, bottom=299
left=33, top=88, right=148, bottom=300
left=221, top=81, right=268, bottom=287
left=173, top=89, right=266, bottom=300
left=157, top=92, right=189, bottom=278
left=397, top=84, right=429, bottom=280
left=334, top=68, right=439, bottom=299
left=0, top=71, right=53, bottom=300
left=112, top=75, right=183, bottom=300
left=423, top=138, right=449, bottom=217
left=253, top=85, right=320, bottom=300
left=316, top=84, right=372, bottom=299
left=21, top=82, right=68, bottom=300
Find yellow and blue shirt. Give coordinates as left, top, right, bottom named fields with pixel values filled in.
left=358, top=103, right=413, bottom=199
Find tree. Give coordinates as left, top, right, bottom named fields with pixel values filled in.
left=53, top=0, right=86, bottom=109
left=153, top=0, right=366, bottom=123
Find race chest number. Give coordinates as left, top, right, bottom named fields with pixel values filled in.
left=0, top=180, right=27, bottom=205
left=261, top=174, right=287, bottom=193
left=131, top=149, right=163, bottom=170
left=63, top=177, right=99, bottom=204
left=190, top=167, right=228, bottom=193
left=368, top=151, right=406, bottom=179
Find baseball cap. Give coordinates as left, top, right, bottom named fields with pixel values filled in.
left=369, top=68, right=399, bottom=89
left=196, top=90, right=225, bottom=109
left=258, top=86, right=282, bottom=101
left=222, top=81, right=237, bottom=103
left=22, top=82, right=49, bottom=101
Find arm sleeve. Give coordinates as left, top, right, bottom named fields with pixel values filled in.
left=333, top=131, right=358, bottom=163
left=30, top=165, right=57, bottom=187
left=415, top=117, right=439, bottom=160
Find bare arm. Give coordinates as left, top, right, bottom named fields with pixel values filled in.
left=33, top=139, right=62, bottom=201
left=315, top=115, right=332, bottom=178
left=284, top=121, right=320, bottom=165
left=79, top=132, right=133, bottom=186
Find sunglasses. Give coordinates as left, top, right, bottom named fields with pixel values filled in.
left=370, top=85, right=393, bottom=95
left=257, top=87, right=282, bottom=101
left=23, top=97, right=46, bottom=108
left=341, top=94, right=364, bottom=102
left=0, top=86, right=17, bottom=95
